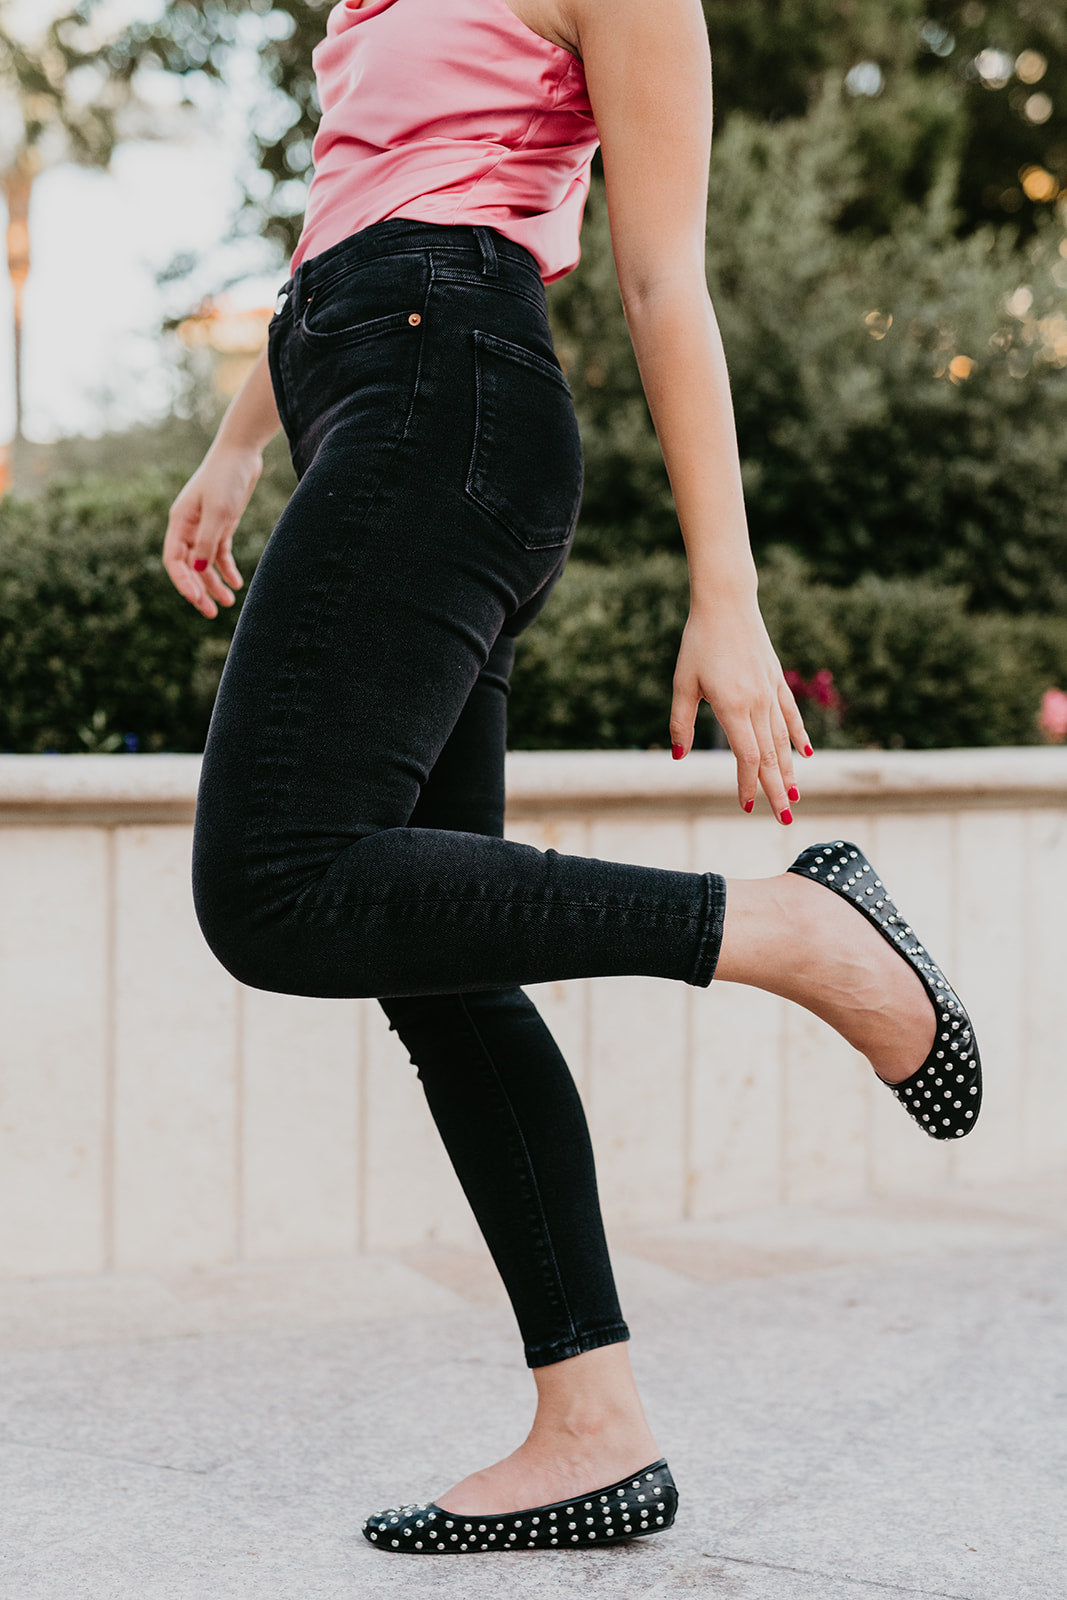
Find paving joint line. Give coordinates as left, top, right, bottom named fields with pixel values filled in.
left=702, top=1552, right=976, bottom=1599
left=0, top=1433, right=229, bottom=1477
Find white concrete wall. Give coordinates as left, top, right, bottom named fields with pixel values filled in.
left=1, top=749, right=1065, bottom=1278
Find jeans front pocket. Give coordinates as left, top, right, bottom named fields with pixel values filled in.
left=297, top=253, right=429, bottom=349
left=465, top=329, right=584, bottom=551
left=300, top=301, right=423, bottom=350
left=281, top=257, right=431, bottom=476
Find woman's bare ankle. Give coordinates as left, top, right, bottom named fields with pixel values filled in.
left=714, top=872, right=936, bottom=1082
left=528, top=1343, right=658, bottom=1459
left=713, top=874, right=795, bottom=987
left=434, top=1344, right=661, bottom=1515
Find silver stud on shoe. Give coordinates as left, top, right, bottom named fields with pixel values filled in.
left=362, top=1459, right=679, bottom=1554
left=786, top=840, right=982, bottom=1141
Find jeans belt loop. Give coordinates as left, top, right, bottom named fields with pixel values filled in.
left=290, top=259, right=308, bottom=311
left=474, top=225, right=499, bottom=278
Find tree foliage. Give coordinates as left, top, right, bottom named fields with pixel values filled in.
left=552, top=87, right=1067, bottom=612
left=2, top=475, right=1064, bottom=753
left=0, top=1, right=198, bottom=440
left=703, top=0, right=1067, bottom=239
left=508, top=545, right=1067, bottom=752
left=0, top=0, right=144, bottom=168
left=0, top=456, right=291, bottom=754
left=10, top=0, right=1056, bottom=757
left=120, top=0, right=1067, bottom=261
left=113, top=0, right=333, bottom=257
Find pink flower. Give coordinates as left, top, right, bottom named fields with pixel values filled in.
left=811, top=668, right=841, bottom=710
left=784, top=668, right=844, bottom=719
left=1038, top=688, right=1067, bottom=743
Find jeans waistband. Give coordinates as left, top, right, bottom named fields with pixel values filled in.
left=283, top=218, right=545, bottom=308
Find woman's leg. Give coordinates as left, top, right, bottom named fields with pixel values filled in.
left=379, top=629, right=660, bottom=1512
left=191, top=229, right=726, bottom=1004
left=190, top=223, right=936, bottom=1516
left=379, top=639, right=629, bottom=1371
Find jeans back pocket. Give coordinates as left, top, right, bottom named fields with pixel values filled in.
left=465, top=330, right=583, bottom=551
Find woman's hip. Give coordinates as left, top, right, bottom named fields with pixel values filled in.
left=266, top=220, right=584, bottom=554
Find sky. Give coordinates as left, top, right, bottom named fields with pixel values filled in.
left=0, top=0, right=290, bottom=442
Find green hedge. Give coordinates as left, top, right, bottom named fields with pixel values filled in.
left=548, top=90, right=1067, bottom=614
left=508, top=546, right=1067, bottom=751
left=0, top=467, right=288, bottom=753
left=2, top=471, right=1063, bottom=753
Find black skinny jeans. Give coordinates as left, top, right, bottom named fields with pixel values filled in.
left=192, top=218, right=727, bottom=1368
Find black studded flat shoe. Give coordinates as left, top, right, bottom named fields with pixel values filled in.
left=787, top=840, right=982, bottom=1140
left=362, top=1457, right=677, bottom=1553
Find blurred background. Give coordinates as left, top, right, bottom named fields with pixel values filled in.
left=1, top=0, right=1066, bottom=755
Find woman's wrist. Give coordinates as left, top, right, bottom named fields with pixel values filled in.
left=686, top=555, right=760, bottom=615
left=206, top=432, right=265, bottom=472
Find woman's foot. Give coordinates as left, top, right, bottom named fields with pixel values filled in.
left=714, top=868, right=936, bottom=1084
left=434, top=1343, right=660, bottom=1517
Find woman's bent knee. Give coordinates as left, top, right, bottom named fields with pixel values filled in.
left=191, top=879, right=275, bottom=992
left=191, top=869, right=386, bottom=998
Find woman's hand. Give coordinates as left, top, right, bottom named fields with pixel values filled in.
left=669, top=592, right=813, bottom=821
left=163, top=444, right=261, bottom=619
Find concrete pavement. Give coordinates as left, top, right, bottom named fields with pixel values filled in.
left=1, top=1175, right=1064, bottom=1599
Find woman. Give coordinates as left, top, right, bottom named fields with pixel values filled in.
left=164, top=0, right=981, bottom=1555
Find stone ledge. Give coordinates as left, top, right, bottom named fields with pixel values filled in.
left=503, top=747, right=1067, bottom=815
left=0, top=754, right=203, bottom=825
left=0, top=748, right=1065, bottom=823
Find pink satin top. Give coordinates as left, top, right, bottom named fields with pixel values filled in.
left=291, top=0, right=600, bottom=284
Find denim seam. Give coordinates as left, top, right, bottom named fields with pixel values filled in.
left=473, top=328, right=571, bottom=392
left=276, top=891, right=708, bottom=921
left=691, top=871, right=727, bottom=988
left=254, top=273, right=433, bottom=840
left=455, top=992, right=580, bottom=1351
left=429, top=266, right=545, bottom=314
left=292, top=243, right=438, bottom=302
left=464, top=333, right=576, bottom=552
left=267, top=325, right=294, bottom=442
left=523, top=1320, right=630, bottom=1367
left=298, top=305, right=415, bottom=351
left=285, top=230, right=543, bottom=303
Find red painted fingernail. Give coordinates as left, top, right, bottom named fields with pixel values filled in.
left=780, top=808, right=793, bottom=825
left=672, top=744, right=684, bottom=760
left=788, top=785, right=800, bottom=803
left=193, top=558, right=208, bottom=572
left=803, top=744, right=813, bottom=757
left=743, top=799, right=754, bottom=813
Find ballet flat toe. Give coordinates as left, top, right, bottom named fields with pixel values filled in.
left=787, top=840, right=982, bottom=1140
left=362, top=1457, right=678, bottom=1553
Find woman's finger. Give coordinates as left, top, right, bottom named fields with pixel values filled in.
left=199, top=563, right=237, bottom=608
left=163, top=505, right=212, bottom=614
left=668, top=673, right=701, bottom=759
left=190, top=500, right=239, bottom=574
left=216, top=541, right=244, bottom=591
left=757, top=736, right=792, bottom=823
left=722, top=712, right=761, bottom=812
left=769, top=700, right=798, bottom=807
left=188, top=504, right=245, bottom=618
left=168, top=549, right=216, bottom=617
left=778, top=676, right=813, bottom=758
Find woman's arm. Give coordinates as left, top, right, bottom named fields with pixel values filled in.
left=163, top=345, right=282, bottom=619
left=569, top=0, right=811, bottom=820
